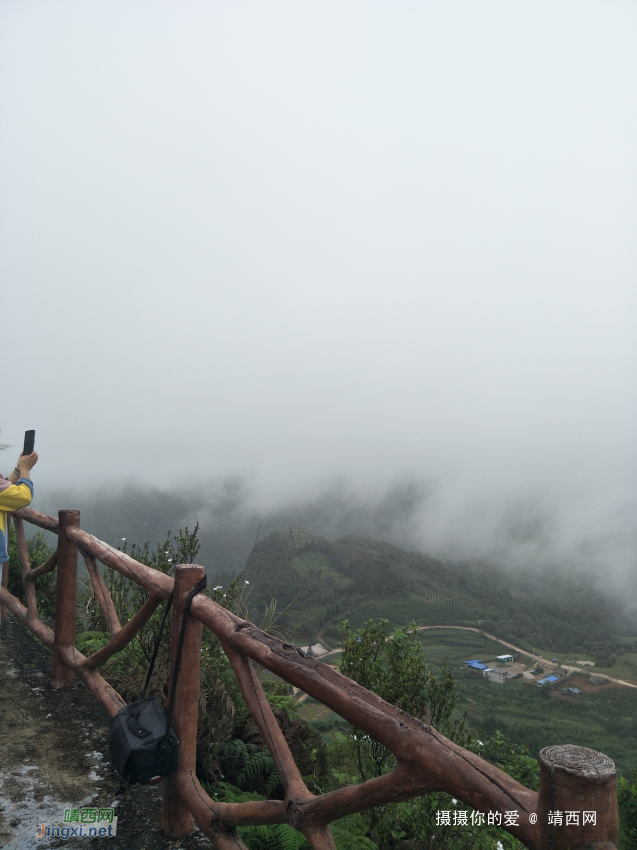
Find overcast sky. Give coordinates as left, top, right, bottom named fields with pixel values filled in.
left=2, top=2, right=636, bottom=586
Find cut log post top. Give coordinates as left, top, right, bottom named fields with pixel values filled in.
left=537, top=744, right=618, bottom=850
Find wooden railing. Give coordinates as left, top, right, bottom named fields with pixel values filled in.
left=0, top=507, right=619, bottom=850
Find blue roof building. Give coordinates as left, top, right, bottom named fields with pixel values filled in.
left=465, top=660, right=489, bottom=671
left=537, top=675, right=559, bottom=686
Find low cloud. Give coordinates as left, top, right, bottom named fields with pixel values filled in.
left=39, top=471, right=637, bottom=616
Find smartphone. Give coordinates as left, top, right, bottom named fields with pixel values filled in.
left=23, top=430, right=35, bottom=456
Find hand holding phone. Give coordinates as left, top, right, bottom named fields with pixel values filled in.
left=18, top=430, right=38, bottom=477
left=23, top=430, right=35, bottom=456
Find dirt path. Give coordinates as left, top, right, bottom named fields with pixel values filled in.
left=0, top=617, right=211, bottom=850
left=317, top=624, right=637, bottom=690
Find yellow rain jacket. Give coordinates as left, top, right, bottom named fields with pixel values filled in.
left=0, top=475, right=34, bottom=563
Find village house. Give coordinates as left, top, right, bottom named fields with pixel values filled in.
left=464, top=660, right=489, bottom=671
left=483, top=667, right=510, bottom=684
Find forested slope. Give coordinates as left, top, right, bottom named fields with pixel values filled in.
left=238, top=528, right=634, bottom=663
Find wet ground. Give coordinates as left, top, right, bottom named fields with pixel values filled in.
left=0, top=617, right=212, bottom=850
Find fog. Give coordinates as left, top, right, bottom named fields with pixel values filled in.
left=1, top=2, right=636, bottom=605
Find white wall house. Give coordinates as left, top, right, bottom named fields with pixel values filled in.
left=483, top=667, right=510, bottom=684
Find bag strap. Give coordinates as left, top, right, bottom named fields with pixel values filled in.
left=165, top=573, right=208, bottom=736
left=141, top=591, right=174, bottom=699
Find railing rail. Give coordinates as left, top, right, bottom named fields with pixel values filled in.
left=0, top=506, right=620, bottom=850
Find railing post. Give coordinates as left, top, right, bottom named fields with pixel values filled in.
left=162, top=563, right=205, bottom=837
left=51, top=510, right=79, bottom=688
left=536, top=744, right=618, bottom=849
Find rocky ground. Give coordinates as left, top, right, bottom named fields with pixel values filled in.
left=0, top=616, right=212, bottom=850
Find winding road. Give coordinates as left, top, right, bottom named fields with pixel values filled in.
left=315, top=625, right=637, bottom=690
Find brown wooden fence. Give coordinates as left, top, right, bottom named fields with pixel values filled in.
left=0, top=507, right=619, bottom=850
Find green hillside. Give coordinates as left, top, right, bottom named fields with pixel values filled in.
left=241, top=528, right=635, bottom=665
left=414, top=629, right=637, bottom=776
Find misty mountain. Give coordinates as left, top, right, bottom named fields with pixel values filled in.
left=37, top=479, right=429, bottom=577
left=36, top=480, right=636, bottom=652
left=240, top=528, right=634, bottom=660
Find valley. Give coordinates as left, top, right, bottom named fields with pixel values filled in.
left=238, top=528, right=637, bottom=776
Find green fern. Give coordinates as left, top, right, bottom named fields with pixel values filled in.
left=237, top=823, right=310, bottom=850
left=210, top=740, right=283, bottom=796
left=207, top=781, right=266, bottom=803
left=265, top=693, right=301, bottom=717
left=264, top=770, right=282, bottom=796
left=75, top=631, right=110, bottom=655
left=237, top=751, right=277, bottom=785
left=330, top=816, right=379, bottom=849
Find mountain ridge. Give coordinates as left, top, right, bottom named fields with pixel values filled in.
left=238, top=528, right=633, bottom=663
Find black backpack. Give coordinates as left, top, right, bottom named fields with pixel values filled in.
left=108, top=574, right=207, bottom=785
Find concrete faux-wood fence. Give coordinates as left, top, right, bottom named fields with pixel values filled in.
left=0, top=507, right=619, bottom=850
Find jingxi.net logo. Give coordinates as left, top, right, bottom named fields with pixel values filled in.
left=35, top=807, right=118, bottom=839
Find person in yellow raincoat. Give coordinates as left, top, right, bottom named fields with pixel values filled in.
left=0, top=447, right=38, bottom=565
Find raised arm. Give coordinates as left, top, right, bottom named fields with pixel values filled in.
left=7, top=451, right=38, bottom=485
left=1, top=452, right=37, bottom=510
